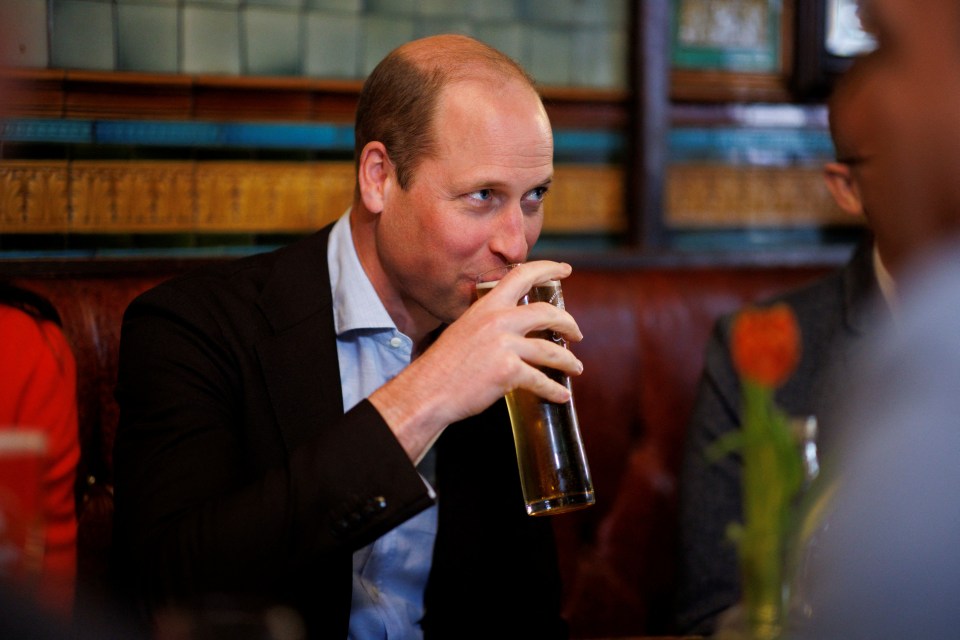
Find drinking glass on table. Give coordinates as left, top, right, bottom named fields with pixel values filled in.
left=475, top=264, right=595, bottom=516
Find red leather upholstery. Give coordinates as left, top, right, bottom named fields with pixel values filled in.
left=10, top=258, right=831, bottom=637
left=11, top=265, right=185, bottom=600
left=555, top=266, right=830, bottom=637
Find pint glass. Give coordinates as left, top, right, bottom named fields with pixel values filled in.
left=476, top=265, right=595, bottom=516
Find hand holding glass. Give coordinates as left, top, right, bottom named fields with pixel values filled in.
left=475, top=265, right=595, bottom=516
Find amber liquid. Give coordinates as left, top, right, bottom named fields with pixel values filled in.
left=476, top=280, right=595, bottom=516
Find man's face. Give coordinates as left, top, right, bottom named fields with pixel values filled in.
left=374, top=77, right=554, bottom=324
left=830, top=54, right=912, bottom=270
left=842, top=0, right=960, bottom=276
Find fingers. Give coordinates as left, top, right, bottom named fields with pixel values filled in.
left=473, top=261, right=583, bottom=343
left=477, top=300, right=582, bottom=346
left=478, top=260, right=573, bottom=305
left=519, top=301, right=583, bottom=344
left=495, top=328, right=583, bottom=404
left=510, top=346, right=580, bottom=404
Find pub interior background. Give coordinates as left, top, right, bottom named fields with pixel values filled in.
left=0, top=1, right=881, bottom=637
left=0, top=0, right=873, bottom=264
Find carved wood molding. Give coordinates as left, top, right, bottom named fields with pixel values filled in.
left=666, top=162, right=850, bottom=228
left=0, top=160, right=625, bottom=234
left=1, top=159, right=857, bottom=235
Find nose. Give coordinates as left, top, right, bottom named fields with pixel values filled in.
left=489, top=204, right=530, bottom=264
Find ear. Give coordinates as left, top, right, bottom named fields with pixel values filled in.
left=357, top=141, right=392, bottom=214
left=823, top=162, right=864, bottom=217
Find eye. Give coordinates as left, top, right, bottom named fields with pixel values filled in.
left=525, top=185, right=549, bottom=203
left=466, top=188, right=494, bottom=203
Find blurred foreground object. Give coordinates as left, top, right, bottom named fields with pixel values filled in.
left=787, top=244, right=960, bottom=639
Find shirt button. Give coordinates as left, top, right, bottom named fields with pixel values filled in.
left=389, top=336, right=403, bottom=348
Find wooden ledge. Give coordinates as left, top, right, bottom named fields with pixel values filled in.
left=0, top=68, right=629, bottom=129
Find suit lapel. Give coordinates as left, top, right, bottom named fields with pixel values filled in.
left=255, top=227, right=345, bottom=454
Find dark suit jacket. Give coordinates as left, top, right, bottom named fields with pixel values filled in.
left=111, top=226, right=566, bottom=638
left=674, top=237, right=884, bottom=635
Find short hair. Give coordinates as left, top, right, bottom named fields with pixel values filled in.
left=353, top=35, right=538, bottom=191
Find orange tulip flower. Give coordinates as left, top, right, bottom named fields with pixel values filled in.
left=731, top=303, right=801, bottom=388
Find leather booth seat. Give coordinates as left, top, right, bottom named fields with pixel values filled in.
left=10, top=254, right=835, bottom=638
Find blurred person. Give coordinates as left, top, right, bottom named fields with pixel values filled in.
left=111, top=35, right=579, bottom=639
left=0, top=283, right=79, bottom=618
left=786, top=0, right=960, bottom=636
left=785, top=242, right=960, bottom=639
left=676, top=0, right=960, bottom=633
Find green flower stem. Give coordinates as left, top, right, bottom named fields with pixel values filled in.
left=738, top=380, right=804, bottom=639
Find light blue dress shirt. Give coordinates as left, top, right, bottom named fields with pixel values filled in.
left=327, top=212, right=439, bottom=640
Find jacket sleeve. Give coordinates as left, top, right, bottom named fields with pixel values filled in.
left=111, top=278, right=434, bottom=613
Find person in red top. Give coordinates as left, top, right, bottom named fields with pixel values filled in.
left=0, top=283, right=80, bottom=618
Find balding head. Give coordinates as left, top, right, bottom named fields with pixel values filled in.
left=354, top=34, right=540, bottom=192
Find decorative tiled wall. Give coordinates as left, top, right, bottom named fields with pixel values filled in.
left=1, top=0, right=629, bottom=89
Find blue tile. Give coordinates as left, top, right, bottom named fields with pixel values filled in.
left=94, top=121, right=221, bottom=146
left=118, top=3, right=178, bottom=73
left=51, top=0, right=116, bottom=71
left=222, top=122, right=355, bottom=149
left=3, top=118, right=356, bottom=150
left=553, top=129, right=625, bottom=161
left=668, top=128, right=835, bottom=165
left=1, top=119, right=94, bottom=144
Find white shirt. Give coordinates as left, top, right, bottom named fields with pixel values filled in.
left=327, top=211, right=438, bottom=639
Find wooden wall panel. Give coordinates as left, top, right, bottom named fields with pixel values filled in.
left=665, top=163, right=848, bottom=228
left=0, top=161, right=626, bottom=234
left=0, top=160, right=856, bottom=235
left=0, top=161, right=70, bottom=231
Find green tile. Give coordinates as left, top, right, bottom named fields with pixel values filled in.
left=118, top=3, right=178, bottom=72
left=361, top=16, right=415, bottom=75
left=51, top=0, right=116, bottom=71
left=305, top=12, right=361, bottom=77
left=244, top=7, right=302, bottom=75
left=304, top=0, right=362, bottom=11
left=183, top=5, right=241, bottom=74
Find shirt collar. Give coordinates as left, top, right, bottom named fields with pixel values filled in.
left=873, top=244, right=899, bottom=315
left=328, top=210, right=397, bottom=336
